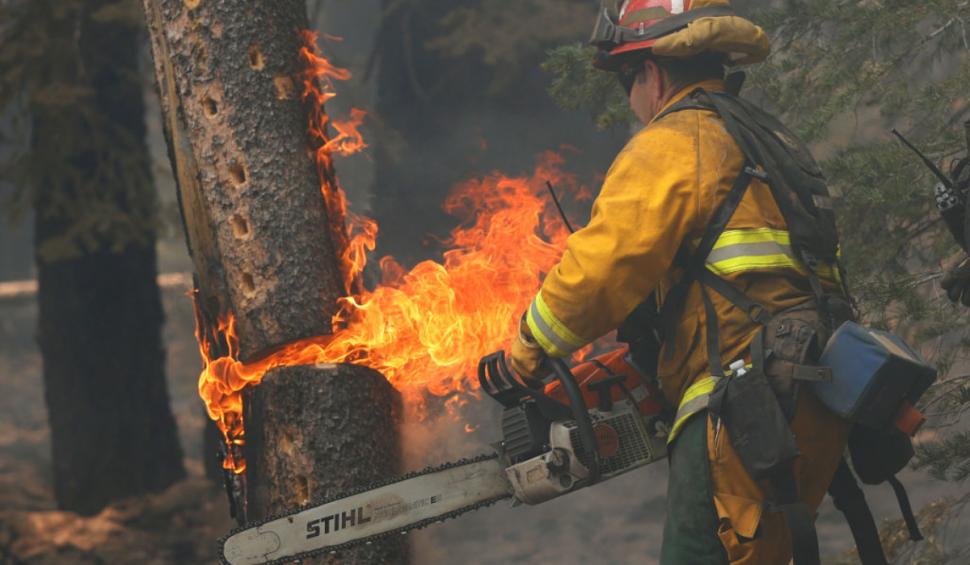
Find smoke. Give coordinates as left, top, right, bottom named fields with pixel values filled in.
left=400, top=392, right=500, bottom=470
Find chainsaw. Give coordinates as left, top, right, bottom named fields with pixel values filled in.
left=219, top=347, right=670, bottom=565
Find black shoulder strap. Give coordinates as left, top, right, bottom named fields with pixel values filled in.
left=828, top=458, right=889, bottom=565
left=658, top=162, right=772, bottom=359
left=654, top=88, right=779, bottom=353
left=887, top=475, right=924, bottom=542
left=657, top=163, right=746, bottom=355
left=769, top=468, right=822, bottom=565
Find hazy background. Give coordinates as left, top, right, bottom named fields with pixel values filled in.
left=2, top=1, right=968, bottom=563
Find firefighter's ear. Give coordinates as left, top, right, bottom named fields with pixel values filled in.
left=641, top=59, right=667, bottom=101
left=640, top=59, right=658, bottom=88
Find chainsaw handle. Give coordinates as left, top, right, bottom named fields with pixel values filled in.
left=546, top=358, right=601, bottom=484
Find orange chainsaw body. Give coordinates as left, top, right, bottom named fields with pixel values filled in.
left=544, top=347, right=666, bottom=419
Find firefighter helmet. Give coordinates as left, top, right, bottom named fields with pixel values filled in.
left=590, top=0, right=769, bottom=70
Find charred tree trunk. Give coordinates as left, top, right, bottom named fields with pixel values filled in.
left=33, top=0, right=185, bottom=515
left=142, top=2, right=407, bottom=560
left=245, top=364, right=406, bottom=564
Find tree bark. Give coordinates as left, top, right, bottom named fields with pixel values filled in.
left=245, top=364, right=407, bottom=564
left=33, top=0, right=185, bottom=515
left=36, top=243, right=186, bottom=515
left=142, top=3, right=407, bottom=560
left=142, top=0, right=345, bottom=362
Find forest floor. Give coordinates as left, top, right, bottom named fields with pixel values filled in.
left=0, top=272, right=967, bottom=564
left=0, top=286, right=234, bottom=565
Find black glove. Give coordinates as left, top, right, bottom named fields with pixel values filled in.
left=941, top=256, right=970, bottom=306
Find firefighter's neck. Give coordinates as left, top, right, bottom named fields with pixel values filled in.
left=630, top=60, right=679, bottom=126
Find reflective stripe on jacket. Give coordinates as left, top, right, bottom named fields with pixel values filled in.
left=705, top=228, right=841, bottom=283
left=668, top=375, right=719, bottom=443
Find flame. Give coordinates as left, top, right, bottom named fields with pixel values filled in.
left=196, top=31, right=583, bottom=473
left=299, top=30, right=372, bottom=293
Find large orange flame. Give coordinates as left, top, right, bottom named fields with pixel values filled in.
left=196, top=32, right=584, bottom=473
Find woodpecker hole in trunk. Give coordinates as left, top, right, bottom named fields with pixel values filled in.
left=248, top=45, right=265, bottom=70
left=273, top=76, right=295, bottom=100
left=295, top=475, right=309, bottom=506
left=229, top=214, right=251, bottom=239
left=240, top=273, right=256, bottom=296
left=194, top=44, right=208, bottom=70
left=202, top=96, right=218, bottom=118
left=228, top=162, right=248, bottom=187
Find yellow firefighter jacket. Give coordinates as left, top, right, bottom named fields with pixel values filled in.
left=525, top=79, right=848, bottom=563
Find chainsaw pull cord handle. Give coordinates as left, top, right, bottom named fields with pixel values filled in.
left=547, top=357, right=601, bottom=484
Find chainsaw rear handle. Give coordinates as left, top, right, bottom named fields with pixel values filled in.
left=545, top=357, right=601, bottom=484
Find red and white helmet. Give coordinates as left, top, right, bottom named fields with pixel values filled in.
left=590, top=0, right=768, bottom=70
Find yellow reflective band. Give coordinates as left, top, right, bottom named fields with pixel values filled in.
left=710, top=227, right=791, bottom=249
left=708, top=253, right=801, bottom=276
left=535, top=291, right=586, bottom=347
left=526, top=291, right=586, bottom=358
left=526, top=304, right=569, bottom=358
left=705, top=228, right=840, bottom=284
left=667, top=376, right=719, bottom=445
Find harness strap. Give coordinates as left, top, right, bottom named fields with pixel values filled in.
left=768, top=358, right=832, bottom=383
left=887, top=475, right=924, bottom=541
left=660, top=164, right=758, bottom=353
left=698, top=268, right=772, bottom=325
left=828, top=458, right=888, bottom=565
left=769, top=469, right=821, bottom=565
left=700, top=284, right=726, bottom=379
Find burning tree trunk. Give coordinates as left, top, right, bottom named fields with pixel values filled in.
left=141, top=1, right=407, bottom=561
left=142, top=0, right=345, bottom=361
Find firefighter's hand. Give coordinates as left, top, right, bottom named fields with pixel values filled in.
left=509, top=320, right=549, bottom=383
left=942, top=256, right=970, bottom=307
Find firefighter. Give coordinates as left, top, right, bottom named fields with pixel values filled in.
left=510, top=1, right=851, bottom=563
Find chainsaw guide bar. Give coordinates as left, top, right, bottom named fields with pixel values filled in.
left=218, top=453, right=510, bottom=565
left=218, top=352, right=670, bottom=565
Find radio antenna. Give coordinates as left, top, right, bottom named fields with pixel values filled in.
left=891, top=128, right=953, bottom=189
left=545, top=181, right=576, bottom=234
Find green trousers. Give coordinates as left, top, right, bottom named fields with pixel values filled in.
left=660, top=413, right=730, bottom=565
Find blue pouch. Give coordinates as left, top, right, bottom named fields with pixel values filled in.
left=814, top=322, right=937, bottom=430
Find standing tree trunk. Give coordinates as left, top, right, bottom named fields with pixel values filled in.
left=31, top=0, right=185, bottom=515
left=142, top=1, right=407, bottom=561
left=245, top=364, right=406, bottom=564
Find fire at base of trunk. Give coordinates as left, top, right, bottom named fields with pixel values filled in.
left=194, top=32, right=591, bottom=475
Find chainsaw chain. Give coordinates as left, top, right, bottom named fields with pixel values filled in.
left=217, top=452, right=508, bottom=565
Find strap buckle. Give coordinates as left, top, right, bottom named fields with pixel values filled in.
left=744, top=166, right=769, bottom=181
